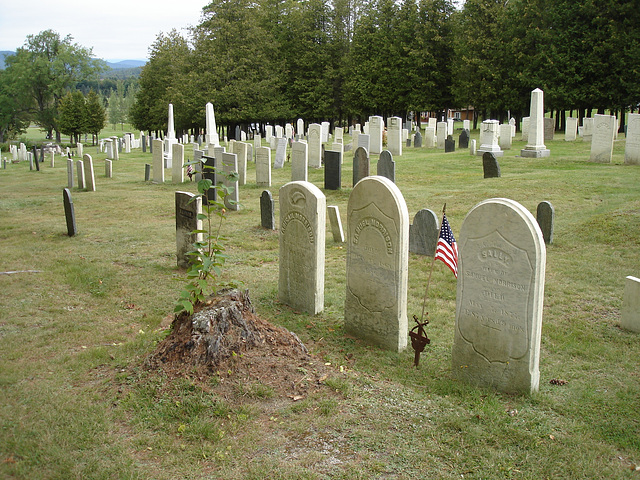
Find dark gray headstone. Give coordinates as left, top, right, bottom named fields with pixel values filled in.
left=142, top=135, right=147, bottom=153
left=482, top=152, right=501, bottom=178
left=175, top=191, right=201, bottom=268
left=459, top=129, right=470, bottom=149
left=353, top=146, right=370, bottom=187
left=63, top=188, right=76, bottom=236
left=377, top=150, right=395, bottom=183
left=414, top=130, right=422, bottom=148
left=445, top=135, right=455, bottom=152
left=324, top=151, right=342, bottom=190
left=544, top=117, right=554, bottom=141
left=536, top=201, right=554, bottom=244
left=118, top=139, right=122, bottom=153
left=144, top=163, right=151, bottom=181
left=235, top=126, right=241, bottom=141
left=406, top=138, right=411, bottom=148
left=149, top=137, right=153, bottom=153
left=260, top=190, right=275, bottom=230
left=409, top=209, right=439, bottom=256
left=202, top=155, right=218, bottom=204
left=33, top=147, right=40, bottom=171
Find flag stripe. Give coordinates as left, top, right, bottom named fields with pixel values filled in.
left=435, top=214, right=458, bottom=278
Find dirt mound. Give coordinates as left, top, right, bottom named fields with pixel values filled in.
left=145, top=289, right=330, bottom=400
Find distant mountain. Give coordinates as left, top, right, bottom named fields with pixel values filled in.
left=0, top=51, right=15, bottom=69
left=105, top=59, right=146, bottom=70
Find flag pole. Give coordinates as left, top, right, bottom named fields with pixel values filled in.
left=420, top=203, right=446, bottom=322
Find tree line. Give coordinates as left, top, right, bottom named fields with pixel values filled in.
left=2, top=0, right=638, bottom=144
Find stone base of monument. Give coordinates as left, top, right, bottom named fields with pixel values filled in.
left=477, top=146, right=504, bottom=157
left=144, top=289, right=332, bottom=399
left=520, top=148, right=550, bottom=158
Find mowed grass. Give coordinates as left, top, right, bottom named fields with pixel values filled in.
left=1, top=127, right=639, bottom=479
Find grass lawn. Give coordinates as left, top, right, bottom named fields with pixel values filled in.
left=1, top=126, right=639, bottom=479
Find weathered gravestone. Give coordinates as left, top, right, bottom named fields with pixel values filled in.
left=193, top=149, right=204, bottom=182
left=409, top=209, right=439, bottom=256
left=291, top=141, right=308, bottom=182
left=459, top=129, right=470, bottom=149
left=377, top=150, right=395, bottom=183
left=202, top=155, right=217, bottom=203
left=625, top=113, right=640, bottom=165
left=536, top=201, right=554, bottom=244
left=308, top=123, right=322, bottom=168
left=477, top=120, right=503, bottom=157
left=33, top=147, right=39, bottom=171
left=369, top=116, right=384, bottom=154
left=357, top=133, right=371, bottom=153
left=353, top=146, right=370, bottom=187
left=590, top=114, right=616, bottom=163
left=67, top=159, right=74, bottom=188
left=274, top=137, right=287, bottom=169
left=256, top=146, right=272, bottom=187
left=76, top=159, right=85, bottom=189
left=324, top=150, right=342, bottom=190
left=452, top=198, right=546, bottom=394
left=565, top=117, right=578, bottom=141
left=445, top=135, right=456, bottom=152
left=345, top=176, right=409, bottom=352
left=63, top=188, right=76, bottom=237
left=175, top=191, right=202, bottom=269
left=105, top=159, right=112, bottom=178
left=387, top=117, right=403, bottom=156
left=483, top=152, right=501, bottom=178
left=84, top=154, right=96, bottom=192
left=222, top=152, right=239, bottom=211
left=436, top=122, right=447, bottom=149
left=172, top=143, right=185, bottom=184
left=152, top=139, right=164, bottom=183
left=327, top=205, right=345, bottom=243
left=621, top=276, right=640, bottom=333
left=144, top=164, right=151, bottom=182
left=543, top=117, right=554, bottom=141
left=278, top=181, right=326, bottom=315
left=414, top=130, right=422, bottom=148
left=470, top=139, right=477, bottom=156
left=499, top=124, right=513, bottom=150
left=424, top=127, right=436, bottom=148
left=235, top=141, right=248, bottom=185
left=260, top=190, right=275, bottom=230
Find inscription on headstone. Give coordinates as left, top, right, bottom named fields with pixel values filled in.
left=175, top=191, right=202, bottom=269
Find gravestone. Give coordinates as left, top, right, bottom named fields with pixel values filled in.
left=260, top=190, right=275, bottom=230
left=84, top=154, right=96, bottom=192
left=445, top=135, right=455, bottom=152
left=536, top=201, right=554, bottom=244
left=447, top=118, right=454, bottom=135
left=327, top=205, right=345, bottom=243
left=202, top=155, right=217, bottom=203
left=589, top=114, right=616, bottom=163
left=621, top=276, right=640, bottom=333
left=297, top=118, right=304, bottom=137
left=175, top=191, right=202, bottom=269
left=409, top=209, right=439, bottom=256
left=459, top=129, right=470, bottom=149
left=222, top=152, right=239, bottom=211
left=565, top=117, right=578, bottom=141
left=477, top=120, right=503, bottom=157
left=76, top=160, right=85, bottom=189
left=483, top=152, right=501, bottom=178
left=142, top=135, right=146, bottom=153
left=278, top=181, right=326, bottom=315
left=345, top=176, right=409, bottom=352
left=452, top=198, right=546, bottom=394
left=428, top=118, right=436, bottom=129
left=235, top=141, right=248, bottom=185
left=63, top=188, right=77, bottom=237
left=274, top=137, right=287, bottom=169
left=425, top=127, right=436, bottom=148
left=308, top=123, right=322, bottom=168
left=67, top=159, right=74, bottom=188
left=33, top=147, right=39, bottom=171
left=625, top=113, right=640, bottom=165
left=352, top=146, right=370, bottom=187
left=463, top=119, right=471, bottom=131
left=521, top=117, right=530, bottom=142
left=172, top=143, right=185, bottom=184
left=324, top=150, right=342, bottom=190
left=152, top=139, right=164, bottom=183
left=144, top=164, right=151, bottom=182
left=582, top=117, right=594, bottom=142
left=377, top=150, right=395, bottom=183
left=414, top=130, right=422, bottom=148
left=521, top=89, right=550, bottom=158
left=499, top=124, right=513, bottom=150
left=369, top=116, right=384, bottom=154
left=253, top=134, right=262, bottom=160
left=321, top=122, right=330, bottom=143
left=193, top=149, right=204, bottom=182
left=358, top=133, right=371, bottom=152
left=436, top=122, right=447, bottom=149
left=256, top=146, right=272, bottom=187
left=291, top=141, right=308, bottom=182
left=543, top=117, right=554, bottom=141
left=387, top=116, right=403, bottom=156
left=470, top=139, right=477, bottom=156
left=105, top=159, right=112, bottom=178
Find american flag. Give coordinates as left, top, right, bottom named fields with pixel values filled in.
left=435, top=213, right=458, bottom=278
left=186, top=164, right=194, bottom=180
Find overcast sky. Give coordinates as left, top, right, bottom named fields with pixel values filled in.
left=0, top=0, right=208, bottom=61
